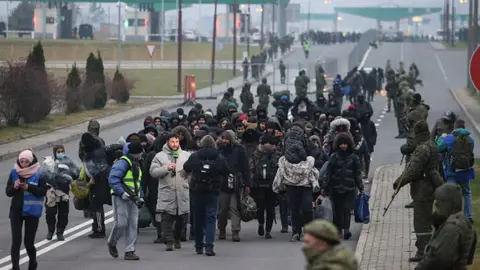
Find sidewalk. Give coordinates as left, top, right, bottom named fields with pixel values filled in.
left=430, top=42, right=447, bottom=50
left=450, top=88, right=480, bottom=136
left=0, top=73, right=248, bottom=161
left=0, top=48, right=297, bottom=160
left=355, top=164, right=417, bottom=270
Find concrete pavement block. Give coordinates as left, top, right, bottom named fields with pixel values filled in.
left=354, top=164, right=417, bottom=270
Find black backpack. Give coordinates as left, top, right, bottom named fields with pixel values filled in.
left=193, top=159, right=216, bottom=191
left=450, top=134, right=474, bottom=171
left=255, top=155, right=277, bottom=188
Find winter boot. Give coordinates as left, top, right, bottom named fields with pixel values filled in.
left=165, top=242, right=174, bottom=251
left=107, top=243, right=119, bottom=258
left=232, top=231, right=241, bottom=242
left=205, top=247, right=216, bottom=256
left=257, top=224, right=265, bottom=236
left=124, top=251, right=140, bottom=260
left=56, top=233, right=65, bottom=241
left=218, top=229, right=226, bottom=240
left=46, top=232, right=54, bottom=241
left=174, top=239, right=182, bottom=249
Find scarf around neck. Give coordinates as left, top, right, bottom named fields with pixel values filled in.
left=14, top=162, right=41, bottom=179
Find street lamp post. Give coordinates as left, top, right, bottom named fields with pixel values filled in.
left=210, top=0, right=219, bottom=96
left=117, top=1, right=122, bottom=70
left=307, top=0, right=311, bottom=32
left=233, top=0, right=237, bottom=76
left=177, top=0, right=183, bottom=93
left=451, top=0, right=455, bottom=47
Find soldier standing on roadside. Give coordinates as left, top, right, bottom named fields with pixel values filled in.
left=415, top=184, right=476, bottom=270
left=394, top=120, right=444, bottom=263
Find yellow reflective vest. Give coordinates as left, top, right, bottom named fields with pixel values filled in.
left=110, top=156, right=142, bottom=196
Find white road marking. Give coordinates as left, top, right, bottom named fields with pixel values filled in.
left=0, top=217, right=115, bottom=270
left=379, top=115, right=385, bottom=118
left=377, top=118, right=382, bottom=122
left=359, top=46, right=373, bottom=69
left=434, top=51, right=449, bottom=84
left=0, top=210, right=114, bottom=267
left=375, top=123, right=380, bottom=126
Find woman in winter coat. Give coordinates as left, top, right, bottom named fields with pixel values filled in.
left=43, top=145, right=79, bottom=241
left=6, top=149, right=48, bottom=270
left=272, top=144, right=320, bottom=242
left=324, top=133, right=364, bottom=240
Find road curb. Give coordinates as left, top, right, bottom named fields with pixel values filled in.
left=0, top=100, right=184, bottom=162
left=354, top=164, right=400, bottom=264
left=449, top=87, right=480, bottom=136
left=0, top=48, right=295, bottom=161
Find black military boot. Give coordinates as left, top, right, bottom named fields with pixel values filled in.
left=46, top=231, right=54, bottom=241
left=409, top=253, right=423, bottom=262
left=405, top=201, right=415, bottom=209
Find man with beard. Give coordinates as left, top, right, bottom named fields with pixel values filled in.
left=149, top=133, right=191, bottom=251
left=394, top=121, right=444, bottom=262
left=249, top=135, right=281, bottom=239
left=415, top=184, right=475, bottom=269
left=217, top=130, right=251, bottom=242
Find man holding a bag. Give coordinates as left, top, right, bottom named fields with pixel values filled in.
left=107, top=141, right=145, bottom=261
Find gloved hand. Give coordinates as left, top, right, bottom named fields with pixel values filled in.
left=138, top=198, right=145, bottom=203
left=393, top=181, right=398, bottom=191
left=121, top=192, right=130, bottom=200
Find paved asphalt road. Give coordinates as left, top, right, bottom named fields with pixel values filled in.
left=0, top=43, right=356, bottom=270
left=8, top=42, right=469, bottom=270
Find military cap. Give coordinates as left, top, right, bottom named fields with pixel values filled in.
left=304, top=220, right=340, bottom=245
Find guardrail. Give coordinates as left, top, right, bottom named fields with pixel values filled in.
left=3, top=31, right=36, bottom=39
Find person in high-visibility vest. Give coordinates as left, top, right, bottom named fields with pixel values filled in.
left=303, top=41, right=310, bottom=59
left=107, top=141, right=144, bottom=261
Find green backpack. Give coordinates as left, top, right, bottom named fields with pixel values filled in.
left=450, top=134, right=474, bottom=171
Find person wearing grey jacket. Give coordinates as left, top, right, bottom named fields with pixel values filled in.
left=149, top=133, right=191, bottom=251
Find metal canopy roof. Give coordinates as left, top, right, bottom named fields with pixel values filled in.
left=334, top=7, right=442, bottom=21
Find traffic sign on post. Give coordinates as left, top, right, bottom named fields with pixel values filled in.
left=470, top=47, right=480, bottom=91
left=146, top=44, right=156, bottom=68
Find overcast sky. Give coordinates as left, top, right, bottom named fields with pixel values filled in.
left=0, top=0, right=471, bottom=34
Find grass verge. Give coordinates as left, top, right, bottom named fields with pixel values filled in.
left=443, top=41, right=468, bottom=49
left=0, top=39, right=262, bottom=62
left=48, top=68, right=240, bottom=96
left=0, top=99, right=151, bottom=145
left=470, top=159, right=480, bottom=269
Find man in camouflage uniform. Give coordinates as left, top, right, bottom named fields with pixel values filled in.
left=415, top=183, right=476, bottom=269
left=400, top=92, right=429, bottom=162
left=315, top=62, right=326, bottom=95
left=294, top=70, right=310, bottom=97
left=385, top=68, right=397, bottom=113
left=302, top=220, right=358, bottom=270
left=393, top=81, right=409, bottom=139
left=394, top=120, right=444, bottom=262
left=257, top=78, right=272, bottom=115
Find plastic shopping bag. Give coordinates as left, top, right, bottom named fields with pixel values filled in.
left=354, top=193, right=370, bottom=224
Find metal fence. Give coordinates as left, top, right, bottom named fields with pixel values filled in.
left=348, top=29, right=380, bottom=70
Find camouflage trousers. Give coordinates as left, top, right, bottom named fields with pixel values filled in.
left=413, top=200, right=433, bottom=256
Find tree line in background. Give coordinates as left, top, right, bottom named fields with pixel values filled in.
left=0, top=41, right=133, bottom=127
